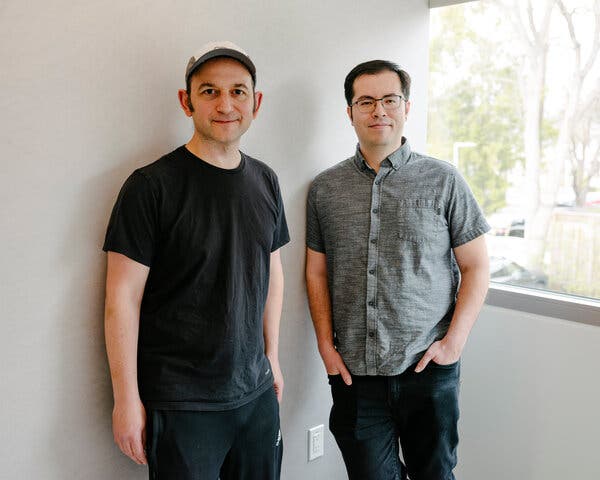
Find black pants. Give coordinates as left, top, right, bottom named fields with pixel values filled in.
left=329, top=362, right=460, bottom=480
left=146, top=387, right=282, bottom=480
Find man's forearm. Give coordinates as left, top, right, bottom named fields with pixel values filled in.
left=305, top=248, right=336, bottom=351
left=105, top=252, right=149, bottom=403
left=415, top=259, right=489, bottom=372
left=263, top=251, right=284, bottom=360
left=445, top=264, right=489, bottom=350
left=306, top=273, right=336, bottom=352
left=104, top=252, right=150, bottom=464
left=306, top=264, right=354, bottom=383
left=306, top=248, right=352, bottom=383
left=263, top=250, right=285, bottom=401
left=105, top=300, right=142, bottom=403
left=444, top=235, right=490, bottom=348
left=415, top=235, right=489, bottom=372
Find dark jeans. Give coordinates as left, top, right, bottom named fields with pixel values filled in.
left=146, top=387, right=282, bottom=480
left=329, top=361, right=460, bottom=480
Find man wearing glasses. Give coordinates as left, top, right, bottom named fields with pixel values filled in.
left=103, top=41, right=288, bottom=479
left=306, top=60, right=490, bottom=479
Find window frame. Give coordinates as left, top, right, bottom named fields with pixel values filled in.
left=429, top=0, right=478, bottom=8
left=486, top=283, right=600, bottom=327
left=428, top=0, right=600, bottom=325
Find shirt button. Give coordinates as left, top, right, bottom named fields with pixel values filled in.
left=372, top=208, right=378, bottom=214
left=370, top=239, right=377, bottom=244
left=368, top=331, right=375, bottom=338
left=375, top=180, right=381, bottom=185
left=369, top=269, right=375, bottom=275
left=368, top=300, right=375, bottom=307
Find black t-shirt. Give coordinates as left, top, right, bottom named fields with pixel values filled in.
left=103, top=146, right=289, bottom=410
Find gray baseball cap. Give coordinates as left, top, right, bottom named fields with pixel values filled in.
left=185, top=41, right=256, bottom=85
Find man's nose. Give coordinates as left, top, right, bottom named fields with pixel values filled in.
left=372, top=99, right=387, bottom=116
left=216, top=94, right=234, bottom=113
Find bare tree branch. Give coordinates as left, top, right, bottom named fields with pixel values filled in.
left=556, top=0, right=600, bottom=80
left=527, top=0, right=539, bottom=43
left=581, top=1, right=600, bottom=78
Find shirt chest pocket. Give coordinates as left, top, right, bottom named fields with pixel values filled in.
left=397, top=196, right=447, bottom=243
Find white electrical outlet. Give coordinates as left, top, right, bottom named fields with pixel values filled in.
left=308, top=424, right=324, bottom=461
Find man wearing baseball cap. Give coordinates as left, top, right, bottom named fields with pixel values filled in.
left=103, top=41, right=288, bottom=479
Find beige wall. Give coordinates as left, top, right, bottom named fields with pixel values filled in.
left=458, top=305, right=600, bottom=479
left=4, top=3, right=599, bottom=479
left=0, top=1, right=430, bottom=478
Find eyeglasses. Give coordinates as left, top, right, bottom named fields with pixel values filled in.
left=351, top=94, right=405, bottom=113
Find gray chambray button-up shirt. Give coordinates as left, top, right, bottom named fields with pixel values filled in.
left=306, top=139, right=490, bottom=376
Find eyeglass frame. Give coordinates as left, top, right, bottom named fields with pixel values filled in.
left=350, top=94, right=406, bottom=113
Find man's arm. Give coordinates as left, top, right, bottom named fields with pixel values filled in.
left=104, top=251, right=150, bottom=465
left=415, top=235, right=489, bottom=372
left=263, top=249, right=285, bottom=402
left=305, top=247, right=352, bottom=385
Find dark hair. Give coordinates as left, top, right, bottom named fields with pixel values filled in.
left=344, top=60, right=411, bottom=106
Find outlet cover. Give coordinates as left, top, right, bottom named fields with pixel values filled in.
left=308, top=424, right=324, bottom=461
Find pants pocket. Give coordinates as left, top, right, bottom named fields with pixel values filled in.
left=329, top=377, right=357, bottom=435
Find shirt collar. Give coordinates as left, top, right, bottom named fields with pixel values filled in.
left=353, top=137, right=412, bottom=172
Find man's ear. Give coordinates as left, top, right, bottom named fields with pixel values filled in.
left=347, top=105, right=353, bottom=125
left=252, top=91, right=263, bottom=117
left=178, top=89, right=193, bottom=116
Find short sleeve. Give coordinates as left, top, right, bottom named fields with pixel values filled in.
left=306, top=181, right=325, bottom=253
left=447, top=170, right=491, bottom=248
left=103, top=170, right=159, bottom=266
left=271, top=176, right=290, bottom=252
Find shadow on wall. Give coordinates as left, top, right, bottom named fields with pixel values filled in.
left=50, top=144, right=172, bottom=479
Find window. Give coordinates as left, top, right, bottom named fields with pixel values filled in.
left=428, top=0, right=600, bottom=305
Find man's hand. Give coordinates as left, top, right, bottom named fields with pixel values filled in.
left=269, top=357, right=285, bottom=403
left=112, top=398, right=148, bottom=465
left=320, top=344, right=352, bottom=385
left=414, top=336, right=463, bottom=373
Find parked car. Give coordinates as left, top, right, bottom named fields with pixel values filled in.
left=489, top=256, right=548, bottom=288
left=506, top=219, right=524, bottom=238
left=488, top=211, right=525, bottom=237
left=585, top=191, right=600, bottom=206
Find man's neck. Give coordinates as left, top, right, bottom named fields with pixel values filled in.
left=359, top=140, right=403, bottom=174
left=186, top=136, right=242, bottom=170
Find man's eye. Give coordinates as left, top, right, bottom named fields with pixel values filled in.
left=358, top=100, right=374, bottom=107
left=232, top=89, right=247, bottom=97
left=384, top=97, right=398, bottom=106
left=201, top=89, right=218, bottom=96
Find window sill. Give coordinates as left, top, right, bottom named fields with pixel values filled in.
left=485, top=283, right=600, bottom=327
left=429, top=0, right=478, bottom=8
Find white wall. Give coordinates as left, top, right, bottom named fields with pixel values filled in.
left=458, top=305, right=600, bottom=480
left=0, top=1, right=430, bottom=478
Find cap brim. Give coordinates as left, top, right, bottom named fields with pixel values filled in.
left=186, top=48, right=256, bottom=82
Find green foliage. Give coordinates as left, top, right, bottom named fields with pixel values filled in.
left=541, top=117, right=559, bottom=149
left=427, top=4, right=524, bottom=215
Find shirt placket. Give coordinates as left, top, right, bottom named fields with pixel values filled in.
left=365, top=164, right=389, bottom=375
